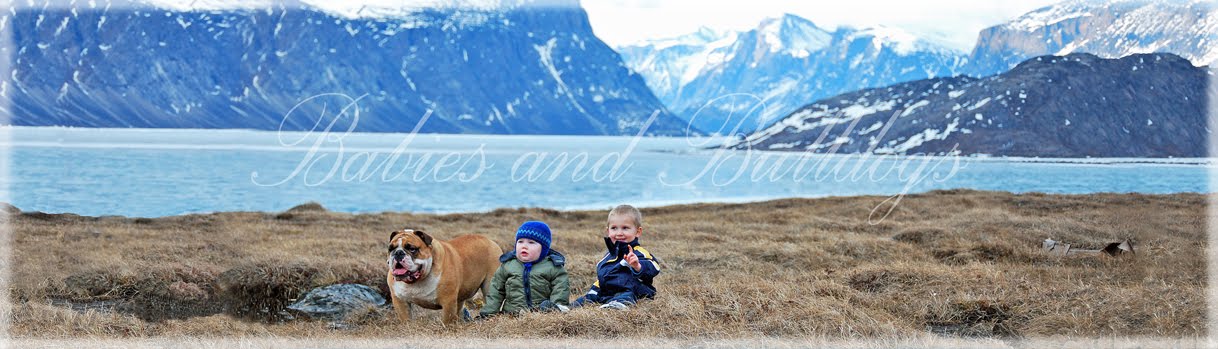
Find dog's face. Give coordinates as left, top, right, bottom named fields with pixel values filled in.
left=387, top=229, right=435, bottom=284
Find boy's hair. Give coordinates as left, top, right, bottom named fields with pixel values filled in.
left=608, top=205, right=643, bottom=227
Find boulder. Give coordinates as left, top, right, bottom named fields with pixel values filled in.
left=286, top=284, right=386, bottom=321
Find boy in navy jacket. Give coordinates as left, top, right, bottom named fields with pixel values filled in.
left=573, top=205, right=661, bottom=309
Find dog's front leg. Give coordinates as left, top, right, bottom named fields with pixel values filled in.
left=391, top=295, right=412, bottom=322
left=438, top=293, right=460, bottom=325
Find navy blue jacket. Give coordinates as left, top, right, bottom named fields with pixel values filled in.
left=582, top=238, right=660, bottom=300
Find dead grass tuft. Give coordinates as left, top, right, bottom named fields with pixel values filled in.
left=923, top=299, right=1020, bottom=337
left=891, top=226, right=951, bottom=245
left=215, top=263, right=318, bottom=322
left=846, top=266, right=945, bottom=293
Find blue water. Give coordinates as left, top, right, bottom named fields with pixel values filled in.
left=5, top=126, right=1211, bottom=217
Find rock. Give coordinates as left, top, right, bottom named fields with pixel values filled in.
left=286, top=284, right=386, bottom=321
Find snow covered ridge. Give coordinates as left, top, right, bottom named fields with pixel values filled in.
left=25, top=0, right=579, bottom=19
left=1005, top=0, right=1216, bottom=32
left=756, top=14, right=833, bottom=56
left=967, top=0, right=1218, bottom=76
left=732, top=53, right=1209, bottom=158
left=132, top=0, right=278, bottom=11
left=846, top=25, right=957, bottom=56
left=1005, top=0, right=1098, bottom=32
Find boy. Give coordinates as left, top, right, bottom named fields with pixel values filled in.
left=480, top=221, right=571, bottom=317
left=573, top=205, right=661, bottom=310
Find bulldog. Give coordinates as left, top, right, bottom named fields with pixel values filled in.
left=385, top=228, right=501, bottom=324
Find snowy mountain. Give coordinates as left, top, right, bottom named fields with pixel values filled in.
left=613, top=27, right=739, bottom=112
left=617, top=14, right=966, bottom=134
left=734, top=53, right=1209, bottom=157
left=6, top=0, right=693, bottom=135
left=965, top=0, right=1218, bottom=77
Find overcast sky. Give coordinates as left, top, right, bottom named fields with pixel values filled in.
left=87, top=0, right=1064, bottom=51
left=581, top=0, right=1063, bottom=51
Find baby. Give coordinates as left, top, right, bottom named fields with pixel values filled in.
left=480, top=221, right=571, bottom=316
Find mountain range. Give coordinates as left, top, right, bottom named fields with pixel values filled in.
left=620, top=0, right=1217, bottom=135
left=6, top=0, right=693, bottom=135
left=617, top=15, right=966, bottom=134
left=732, top=53, right=1209, bottom=157
left=9, top=0, right=1216, bottom=148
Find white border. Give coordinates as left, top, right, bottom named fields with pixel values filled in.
left=1, top=2, right=1213, bottom=348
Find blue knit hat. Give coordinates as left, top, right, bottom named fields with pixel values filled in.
left=515, top=221, right=552, bottom=259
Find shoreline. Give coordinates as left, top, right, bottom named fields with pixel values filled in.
left=8, top=125, right=1216, bottom=162
left=7, top=188, right=1215, bottom=219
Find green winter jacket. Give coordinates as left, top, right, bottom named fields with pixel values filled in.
left=480, top=250, right=571, bottom=316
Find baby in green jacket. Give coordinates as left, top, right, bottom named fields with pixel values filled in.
left=480, top=221, right=570, bottom=317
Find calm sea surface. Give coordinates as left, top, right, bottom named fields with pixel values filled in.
left=6, top=127, right=1210, bottom=217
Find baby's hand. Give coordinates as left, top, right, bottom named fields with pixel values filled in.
left=625, top=246, right=641, bottom=272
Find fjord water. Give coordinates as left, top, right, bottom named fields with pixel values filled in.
left=6, top=127, right=1209, bottom=217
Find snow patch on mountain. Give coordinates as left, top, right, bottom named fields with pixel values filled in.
left=848, top=25, right=949, bottom=56
left=1008, top=5, right=1094, bottom=32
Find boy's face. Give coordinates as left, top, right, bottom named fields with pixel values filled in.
left=515, top=238, right=542, bottom=263
left=606, top=214, right=642, bottom=243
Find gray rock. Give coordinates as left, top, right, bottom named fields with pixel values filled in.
left=286, top=284, right=386, bottom=321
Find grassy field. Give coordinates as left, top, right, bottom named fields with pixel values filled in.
left=6, top=189, right=1207, bottom=341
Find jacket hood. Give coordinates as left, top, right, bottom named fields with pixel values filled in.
left=499, top=249, right=566, bottom=267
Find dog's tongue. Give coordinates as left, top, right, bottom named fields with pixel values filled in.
left=393, top=267, right=409, bottom=276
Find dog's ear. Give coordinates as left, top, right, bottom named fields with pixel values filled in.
left=414, top=230, right=433, bottom=246
left=389, top=230, right=401, bottom=242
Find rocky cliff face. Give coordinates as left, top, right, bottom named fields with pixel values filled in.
left=6, top=0, right=692, bottom=135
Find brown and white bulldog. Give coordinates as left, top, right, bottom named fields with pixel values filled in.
left=385, top=228, right=501, bottom=324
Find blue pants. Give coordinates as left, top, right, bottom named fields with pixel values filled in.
left=572, top=291, right=637, bottom=307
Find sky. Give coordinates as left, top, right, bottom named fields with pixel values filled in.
left=581, top=0, right=1064, bottom=51
left=105, top=0, right=1064, bottom=52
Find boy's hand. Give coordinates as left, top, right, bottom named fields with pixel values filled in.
left=625, top=246, right=641, bottom=272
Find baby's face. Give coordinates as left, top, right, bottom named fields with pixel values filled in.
left=605, top=214, right=641, bottom=243
left=515, top=238, right=542, bottom=263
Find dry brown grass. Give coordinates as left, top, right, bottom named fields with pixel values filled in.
left=6, top=190, right=1207, bottom=340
